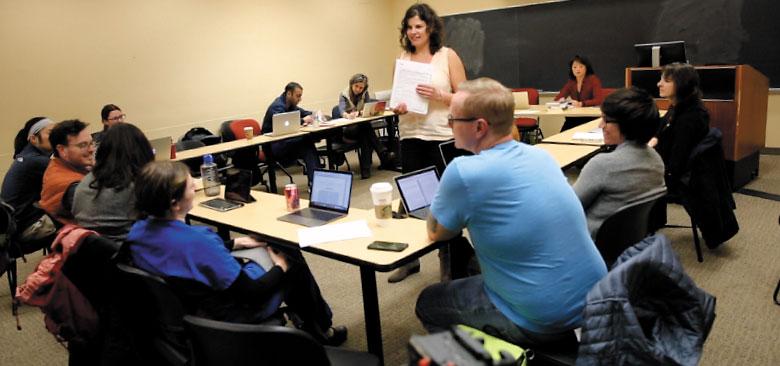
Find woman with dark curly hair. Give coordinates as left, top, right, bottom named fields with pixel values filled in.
left=389, top=3, right=467, bottom=283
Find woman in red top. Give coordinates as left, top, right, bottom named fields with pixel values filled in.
left=555, top=55, right=604, bottom=131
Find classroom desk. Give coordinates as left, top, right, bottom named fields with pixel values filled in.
left=174, top=111, right=395, bottom=192
left=514, top=105, right=602, bottom=118
left=534, top=143, right=602, bottom=169
left=541, top=118, right=604, bottom=146
left=187, top=189, right=436, bottom=364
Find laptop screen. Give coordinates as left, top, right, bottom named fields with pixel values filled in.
left=394, top=166, right=439, bottom=212
left=439, top=140, right=473, bottom=167
left=310, top=169, right=352, bottom=212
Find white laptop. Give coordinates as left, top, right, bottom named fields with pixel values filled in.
left=150, top=136, right=173, bottom=161
left=394, top=166, right=440, bottom=220
left=277, top=169, right=353, bottom=227
left=361, top=101, right=386, bottom=117
left=266, top=110, right=301, bottom=136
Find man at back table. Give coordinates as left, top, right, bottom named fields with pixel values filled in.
left=39, top=119, right=96, bottom=225
left=415, top=78, right=607, bottom=346
left=262, top=82, right=320, bottom=188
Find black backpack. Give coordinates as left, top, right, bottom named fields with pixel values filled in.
left=178, top=127, right=228, bottom=175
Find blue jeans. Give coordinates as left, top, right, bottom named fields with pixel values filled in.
left=415, top=275, right=571, bottom=346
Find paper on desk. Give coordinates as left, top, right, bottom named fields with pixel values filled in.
left=514, top=109, right=537, bottom=116
left=389, top=59, right=433, bottom=115
left=298, top=219, right=373, bottom=247
left=572, top=128, right=604, bottom=142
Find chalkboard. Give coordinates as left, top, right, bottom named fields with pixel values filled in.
left=443, top=0, right=780, bottom=90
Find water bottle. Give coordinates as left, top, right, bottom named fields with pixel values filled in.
left=200, top=154, right=220, bottom=197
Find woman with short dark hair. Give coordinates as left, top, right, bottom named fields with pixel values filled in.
left=652, top=62, right=709, bottom=195
left=573, top=87, right=666, bottom=237
left=72, top=123, right=154, bottom=242
left=555, top=55, right=604, bottom=131
left=126, top=161, right=346, bottom=345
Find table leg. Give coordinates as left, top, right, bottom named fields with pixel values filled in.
left=326, top=136, right=336, bottom=170
left=262, top=145, right=278, bottom=194
left=360, top=266, right=384, bottom=365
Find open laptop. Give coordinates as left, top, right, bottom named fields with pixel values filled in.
left=438, top=140, right=473, bottom=167
left=265, top=110, right=301, bottom=137
left=394, top=166, right=440, bottom=220
left=150, top=136, right=173, bottom=161
left=277, top=169, right=353, bottom=227
left=361, top=101, right=387, bottom=117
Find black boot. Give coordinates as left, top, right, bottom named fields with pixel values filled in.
left=378, top=150, right=397, bottom=170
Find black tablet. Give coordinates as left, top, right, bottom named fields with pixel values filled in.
left=199, top=198, right=244, bottom=212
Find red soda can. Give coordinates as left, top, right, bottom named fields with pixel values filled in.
left=284, top=184, right=299, bottom=211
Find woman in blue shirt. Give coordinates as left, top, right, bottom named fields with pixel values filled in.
left=127, top=161, right=346, bottom=346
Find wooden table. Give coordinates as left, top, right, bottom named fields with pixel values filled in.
left=514, top=105, right=602, bottom=118
left=187, top=189, right=436, bottom=364
left=541, top=118, right=604, bottom=146
left=174, top=111, right=395, bottom=192
left=534, top=143, right=602, bottom=169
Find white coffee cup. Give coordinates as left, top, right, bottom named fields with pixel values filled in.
left=369, top=182, right=393, bottom=227
left=243, top=126, right=254, bottom=140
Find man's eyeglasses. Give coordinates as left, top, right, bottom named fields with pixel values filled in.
left=447, top=115, right=479, bottom=126
left=108, top=114, right=126, bottom=121
left=70, top=141, right=96, bottom=149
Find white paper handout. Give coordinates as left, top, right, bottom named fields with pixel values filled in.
left=390, top=59, right=433, bottom=115
left=572, top=127, right=604, bottom=142
left=297, top=219, right=373, bottom=247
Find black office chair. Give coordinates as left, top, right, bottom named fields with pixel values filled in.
left=1, top=201, right=53, bottom=321
left=318, top=105, right=362, bottom=172
left=220, top=119, right=294, bottom=189
left=184, top=315, right=379, bottom=366
left=594, top=188, right=667, bottom=268
left=116, top=263, right=191, bottom=366
left=61, top=234, right=121, bottom=366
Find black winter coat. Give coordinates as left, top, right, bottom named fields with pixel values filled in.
left=576, top=235, right=716, bottom=366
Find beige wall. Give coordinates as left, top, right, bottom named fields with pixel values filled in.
left=1, top=0, right=777, bottom=179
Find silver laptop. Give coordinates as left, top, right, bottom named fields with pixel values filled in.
left=361, top=101, right=386, bottom=117
left=277, top=169, right=353, bottom=227
left=438, top=140, right=473, bottom=167
left=150, top=136, right=173, bottom=161
left=266, top=110, right=301, bottom=136
left=394, top=166, right=440, bottom=220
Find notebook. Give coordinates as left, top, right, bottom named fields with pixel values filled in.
left=150, top=136, right=173, bottom=161
left=277, top=169, right=353, bottom=227
left=361, top=101, right=387, bottom=117
left=438, top=140, right=473, bottom=167
left=394, top=166, right=440, bottom=220
left=265, top=110, right=301, bottom=137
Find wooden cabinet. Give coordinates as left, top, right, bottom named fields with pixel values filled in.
left=626, top=65, right=769, bottom=189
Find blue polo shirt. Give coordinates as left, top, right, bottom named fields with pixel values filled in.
left=430, top=140, right=607, bottom=334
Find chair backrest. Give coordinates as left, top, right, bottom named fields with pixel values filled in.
left=183, top=315, right=330, bottom=366
left=599, top=87, right=617, bottom=101
left=221, top=119, right=261, bottom=143
left=61, top=235, right=120, bottom=308
left=595, top=189, right=667, bottom=268
left=511, top=88, right=539, bottom=105
left=0, top=201, right=15, bottom=276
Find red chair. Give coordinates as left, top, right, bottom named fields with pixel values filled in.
left=598, top=88, right=617, bottom=103
left=512, top=88, right=542, bottom=144
left=219, top=119, right=294, bottom=190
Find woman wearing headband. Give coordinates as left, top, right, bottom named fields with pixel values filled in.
left=335, top=73, right=397, bottom=179
left=1, top=117, right=58, bottom=241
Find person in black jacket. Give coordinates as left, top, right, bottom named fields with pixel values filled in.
left=126, top=161, right=347, bottom=346
left=650, top=63, right=709, bottom=196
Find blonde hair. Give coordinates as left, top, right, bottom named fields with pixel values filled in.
left=457, top=78, right=514, bottom=135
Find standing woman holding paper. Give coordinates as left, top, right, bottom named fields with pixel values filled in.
left=389, top=3, right=466, bottom=283
left=555, top=55, right=604, bottom=131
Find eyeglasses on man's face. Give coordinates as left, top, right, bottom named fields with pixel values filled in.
left=69, top=140, right=96, bottom=149
left=447, top=115, right=479, bottom=126
left=108, top=113, right=126, bottom=121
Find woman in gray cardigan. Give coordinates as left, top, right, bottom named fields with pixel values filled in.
left=573, top=87, right=665, bottom=237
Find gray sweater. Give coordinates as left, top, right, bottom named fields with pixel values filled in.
left=573, top=142, right=665, bottom=237
left=72, top=172, right=137, bottom=242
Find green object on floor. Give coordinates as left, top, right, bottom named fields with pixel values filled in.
left=457, top=324, right=528, bottom=366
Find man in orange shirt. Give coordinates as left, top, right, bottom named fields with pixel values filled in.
left=39, top=119, right=95, bottom=224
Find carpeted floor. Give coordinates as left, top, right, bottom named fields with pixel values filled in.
left=2, top=152, right=779, bottom=365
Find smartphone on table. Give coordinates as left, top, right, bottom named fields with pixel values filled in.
left=367, top=241, right=408, bottom=252
left=199, top=198, right=244, bottom=212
